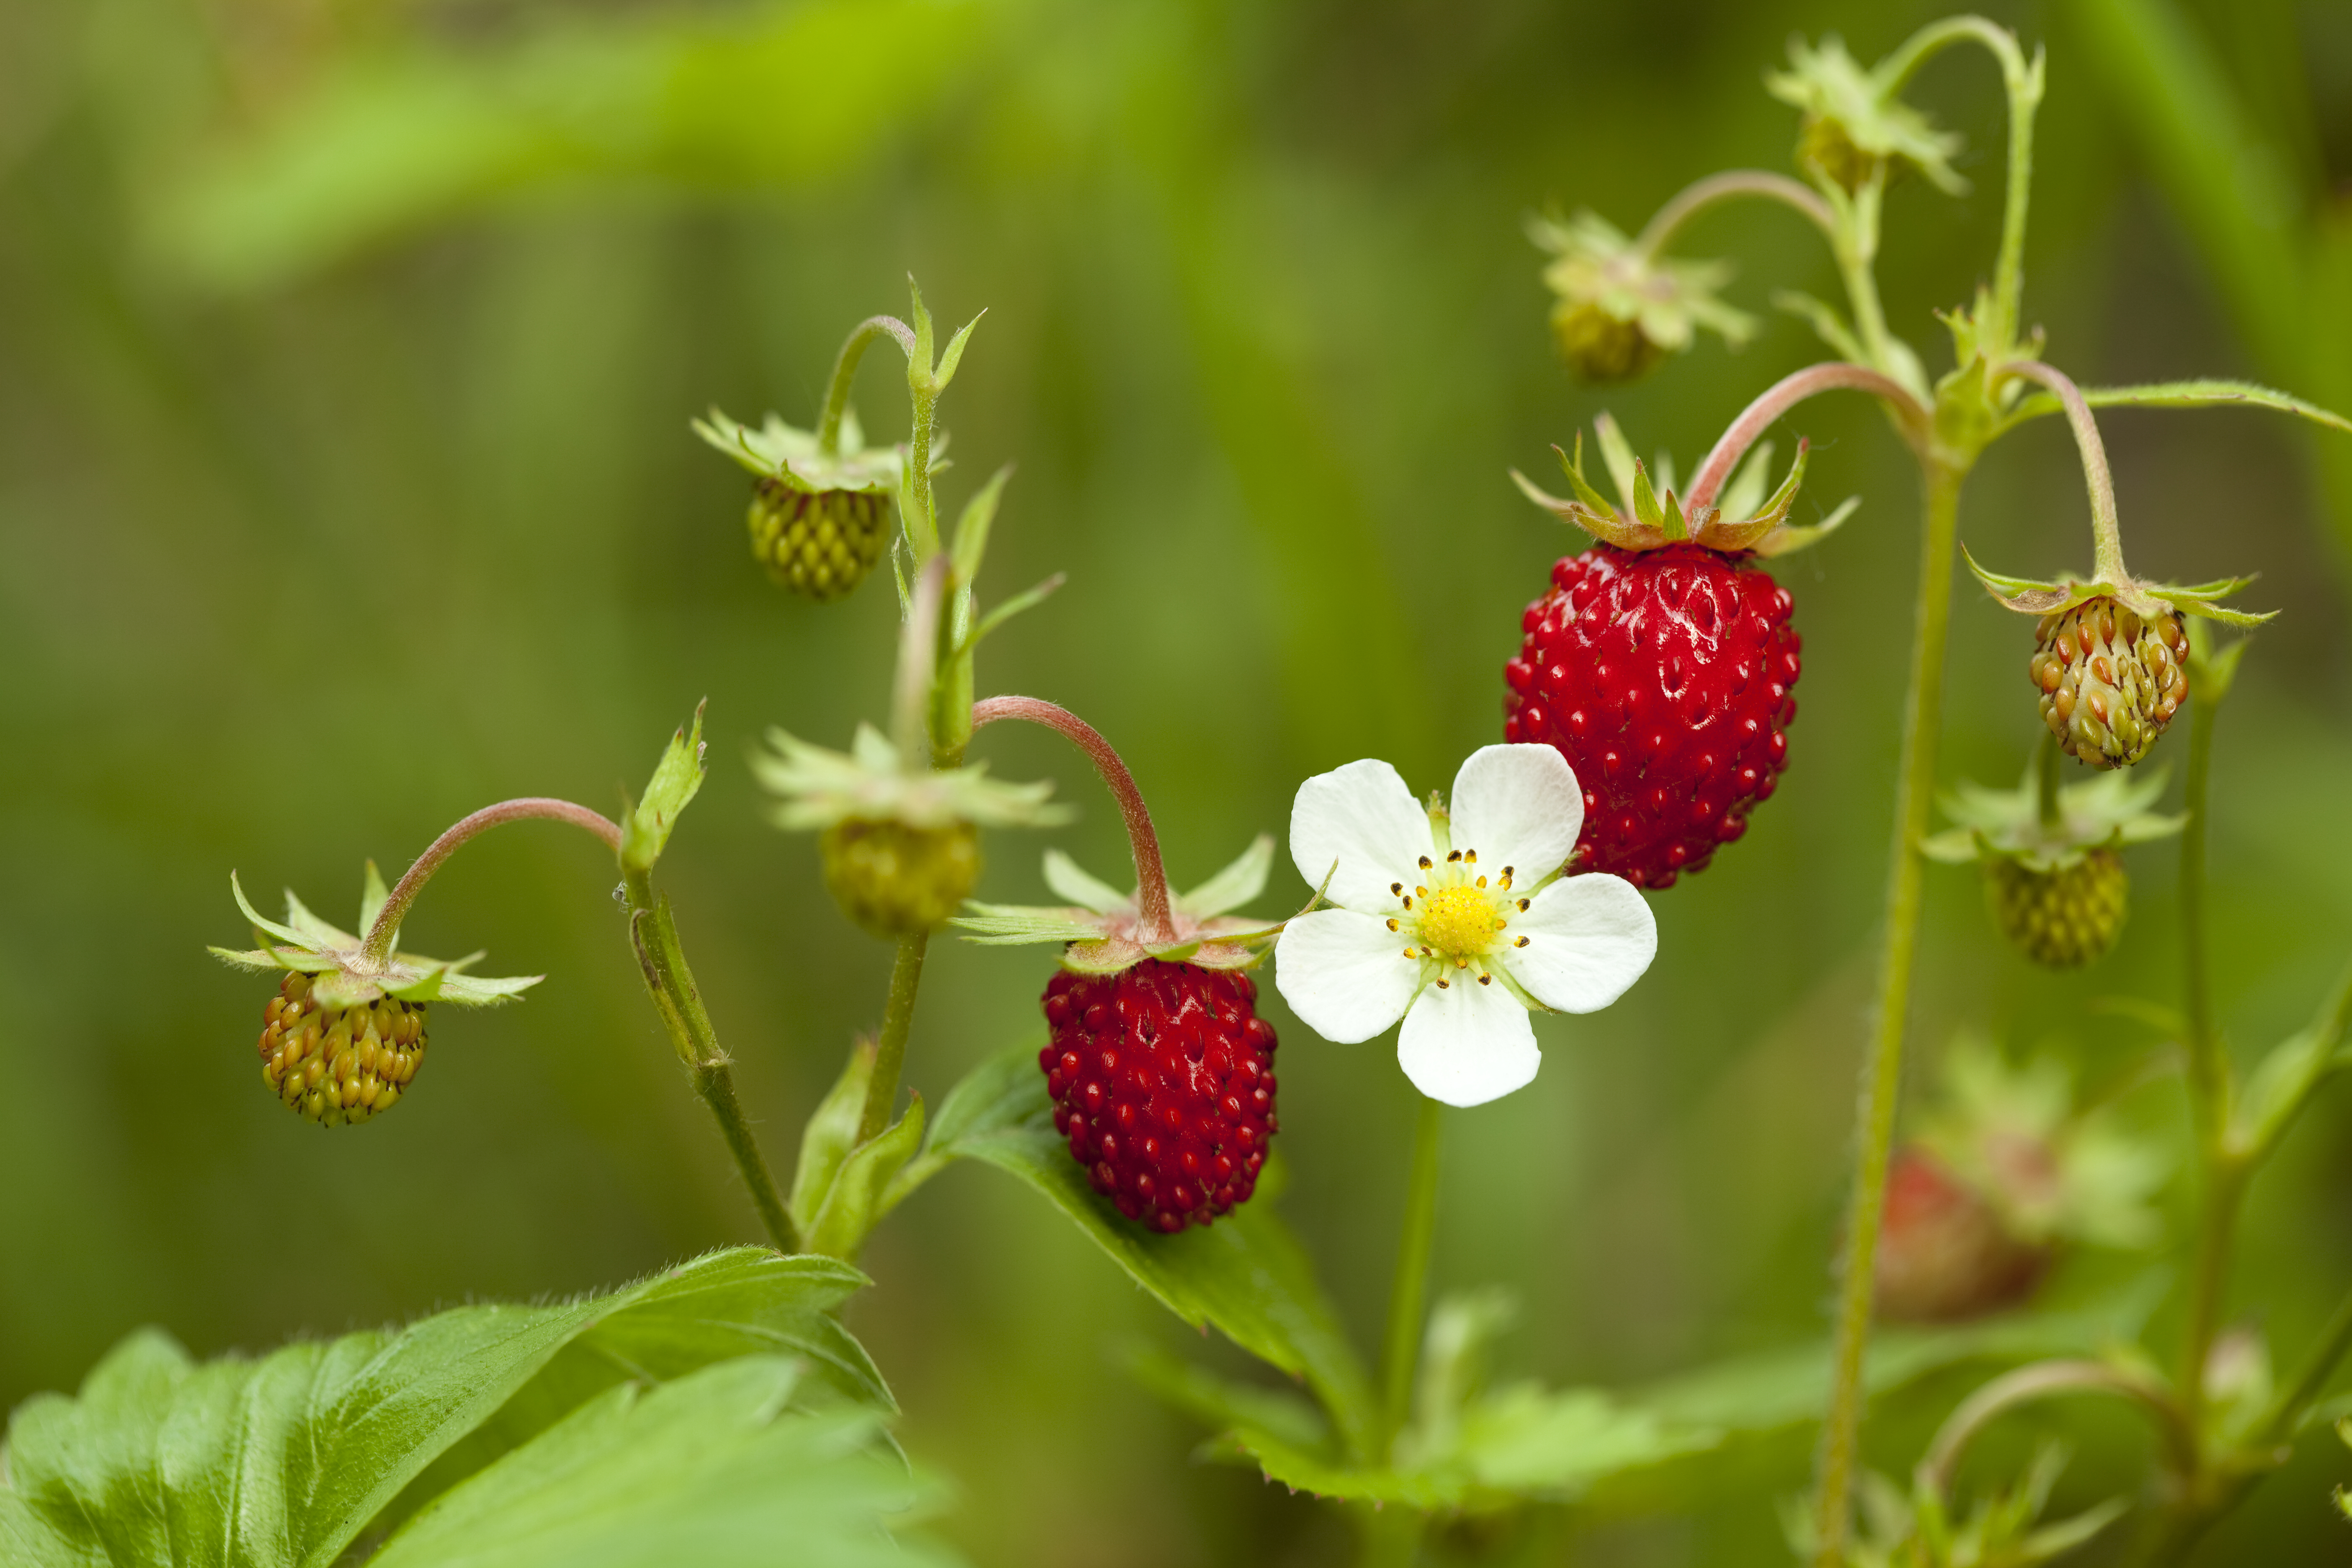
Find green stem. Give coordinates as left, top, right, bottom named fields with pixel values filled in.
left=2004, top=361, right=2127, bottom=583
left=1379, top=1094, right=1445, bottom=1455
left=361, top=798, right=622, bottom=967
left=1810, top=459, right=1968, bottom=1567
left=816, top=316, right=917, bottom=456
left=2176, top=677, right=2236, bottom=1444
left=857, top=932, right=929, bottom=1144
left=2035, top=729, right=2062, bottom=830
left=1829, top=175, right=1899, bottom=380
left=1873, top=16, right=2041, bottom=353
left=623, top=868, right=797, bottom=1253
left=1633, top=168, right=1839, bottom=256
left=1917, top=1358, right=2194, bottom=1503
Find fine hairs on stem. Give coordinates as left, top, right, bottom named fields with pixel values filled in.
left=970, top=695, right=1176, bottom=942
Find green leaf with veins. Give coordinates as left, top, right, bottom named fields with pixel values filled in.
left=2002, top=379, right=2352, bottom=437
left=905, top=1040, right=1379, bottom=1462
left=367, top=1359, right=950, bottom=1568
left=0, top=1250, right=890, bottom=1568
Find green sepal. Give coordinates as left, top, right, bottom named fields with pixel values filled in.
left=1752, top=496, right=1859, bottom=558
left=754, top=722, right=1068, bottom=832
left=2186, top=625, right=2250, bottom=704
left=1178, top=834, right=1274, bottom=918
left=281, top=886, right=357, bottom=949
left=1715, top=440, right=1777, bottom=527
left=804, top=1096, right=926, bottom=1261
left=960, top=573, right=1065, bottom=656
left=1929, top=760, right=2182, bottom=872
left=1774, top=289, right=1867, bottom=363
left=689, top=406, right=907, bottom=494
left=1592, top=414, right=1640, bottom=514
left=623, top=702, right=707, bottom=874
left=215, top=870, right=536, bottom=1009
left=947, top=902, right=1107, bottom=946
left=948, top=465, right=1012, bottom=589
left=790, top=1040, right=877, bottom=1239
left=1767, top=34, right=1967, bottom=194
left=1962, top=544, right=2275, bottom=624
left=358, top=861, right=394, bottom=941
left=230, top=871, right=307, bottom=948
left=1042, top=849, right=1127, bottom=913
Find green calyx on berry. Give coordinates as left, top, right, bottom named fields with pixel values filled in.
left=1766, top=36, right=1969, bottom=197
left=1511, top=412, right=1858, bottom=557
left=693, top=406, right=941, bottom=602
left=211, top=864, right=541, bottom=1011
left=211, top=865, right=538, bottom=1127
left=1924, top=748, right=2180, bottom=967
left=753, top=722, right=1067, bottom=938
left=1527, top=212, right=1754, bottom=384
left=952, top=835, right=1287, bottom=975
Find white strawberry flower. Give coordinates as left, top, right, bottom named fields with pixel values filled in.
left=1273, top=744, right=1657, bottom=1107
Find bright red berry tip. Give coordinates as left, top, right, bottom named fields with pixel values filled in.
left=1039, top=959, right=1277, bottom=1232
left=1503, top=542, right=1801, bottom=888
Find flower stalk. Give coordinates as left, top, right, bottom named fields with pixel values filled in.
left=1684, top=362, right=1930, bottom=516
left=2004, top=360, right=2126, bottom=583
left=361, top=798, right=623, bottom=967
left=817, top=315, right=918, bottom=457
left=1379, top=1093, right=1444, bottom=1454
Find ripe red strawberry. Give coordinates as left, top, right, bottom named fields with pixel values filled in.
left=1040, top=960, right=1277, bottom=1233
left=1504, top=542, right=1800, bottom=887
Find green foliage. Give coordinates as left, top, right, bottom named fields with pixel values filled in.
left=621, top=703, right=707, bottom=876
left=0, top=1251, right=905, bottom=1568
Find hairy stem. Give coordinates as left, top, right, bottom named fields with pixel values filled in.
left=2004, top=361, right=2126, bottom=583
left=1875, top=16, right=2041, bottom=352
left=1379, top=1094, right=1445, bottom=1455
left=1918, top=1359, right=2193, bottom=1502
left=972, top=695, right=1177, bottom=942
left=1831, top=174, right=1900, bottom=380
left=624, top=869, right=797, bottom=1253
left=362, top=799, right=623, bottom=966
left=1633, top=169, right=1839, bottom=256
left=816, top=315, right=918, bottom=456
left=2175, top=676, right=2235, bottom=1444
left=857, top=934, right=930, bottom=1145
left=1685, top=362, right=1931, bottom=516
left=1810, top=459, right=1967, bottom=1566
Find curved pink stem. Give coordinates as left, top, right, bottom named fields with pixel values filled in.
left=1684, top=363, right=1932, bottom=516
left=971, top=696, right=1175, bottom=943
left=2002, top=360, right=2126, bottom=583
left=362, top=799, right=622, bottom=965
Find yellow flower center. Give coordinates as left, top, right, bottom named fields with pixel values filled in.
left=1415, top=883, right=1503, bottom=960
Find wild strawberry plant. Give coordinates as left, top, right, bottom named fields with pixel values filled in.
left=8, top=15, right=2352, bottom=1568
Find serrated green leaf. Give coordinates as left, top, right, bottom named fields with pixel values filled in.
left=367, top=1358, right=952, bottom=1568
left=927, top=1041, right=1379, bottom=1461
left=1177, top=835, right=1275, bottom=919
left=1, top=1249, right=874, bottom=1568
left=622, top=703, right=707, bottom=875
left=1121, top=1344, right=1331, bottom=1455
left=790, top=1041, right=876, bottom=1239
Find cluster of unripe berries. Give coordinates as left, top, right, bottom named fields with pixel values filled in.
left=1041, top=962, right=1277, bottom=1233
left=748, top=482, right=889, bottom=602
left=258, top=972, right=426, bottom=1127
left=2030, top=600, right=2188, bottom=769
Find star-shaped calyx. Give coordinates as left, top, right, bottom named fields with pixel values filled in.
left=1512, top=411, right=1859, bottom=557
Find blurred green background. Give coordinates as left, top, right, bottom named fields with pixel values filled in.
left=4, top=0, right=2350, bottom=1561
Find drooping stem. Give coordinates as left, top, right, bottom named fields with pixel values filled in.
left=971, top=695, right=1176, bottom=943
left=1684, top=362, right=1931, bottom=516
left=362, top=798, right=623, bottom=966
left=1633, top=169, right=1839, bottom=258
left=816, top=315, right=918, bottom=456
left=1916, top=1359, right=2193, bottom=1502
left=2035, top=729, right=2062, bottom=830
left=2004, top=361, right=2126, bottom=583
left=623, top=869, right=797, bottom=1253
left=1874, top=16, right=2040, bottom=353
left=1810, top=459, right=1968, bottom=1567
left=1379, top=1093, right=1445, bottom=1455
left=858, top=933, right=929, bottom=1145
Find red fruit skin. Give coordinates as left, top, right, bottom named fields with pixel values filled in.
left=1040, top=961, right=1277, bottom=1233
left=1875, top=1148, right=2049, bottom=1323
left=1503, top=543, right=1801, bottom=888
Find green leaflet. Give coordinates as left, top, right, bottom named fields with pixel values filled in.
left=621, top=703, right=707, bottom=875
left=0, top=1250, right=888, bottom=1568
left=366, top=1359, right=952, bottom=1568
left=911, top=1041, right=1381, bottom=1462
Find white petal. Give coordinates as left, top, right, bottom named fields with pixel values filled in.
left=1498, top=873, right=1656, bottom=1013
left=1447, top=744, right=1583, bottom=884
left=1396, top=975, right=1540, bottom=1107
left=1274, top=909, right=1423, bottom=1043
left=1289, top=759, right=1434, bottom=912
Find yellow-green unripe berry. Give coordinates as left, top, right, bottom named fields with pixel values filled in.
left=257, top=972, right=425, bottom=1127
left=820, top=819, right=981, bottom=936
left=1797, top=113, right=1880, bottom=194
left=747, top=481, right=890, bottom=602
left=1984, top=850, right=2128, bottom=969
left=1549, top=301, right=1664, bottom=385
left=2030, top=598, right=2190, bottom=769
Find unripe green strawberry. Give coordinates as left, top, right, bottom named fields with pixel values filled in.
left=1795, top=113, right=1877, bottom=195
left=257, top=971, right=427, bottom=1127
left=820, top=818, right=981, bottom=936
left=748, top=481, right=889, bottom=602
left=1549, top=301, right=1664, bottom=386
left=1984, top=849, right=2127, bottom=969
left=2029, top=597, right=2189, bottom=769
